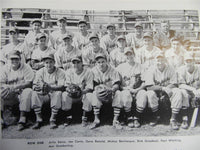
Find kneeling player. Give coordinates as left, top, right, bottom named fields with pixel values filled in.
left=32, top=54, right=65, bottom=129
left=62, top=56, right=94, bottom=127
left=89, top=54, right=122, bottom=129
left=0, top=50, right=34, bottom=131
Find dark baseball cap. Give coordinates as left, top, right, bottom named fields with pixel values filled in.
left=32, top=19, right=42, bottom=25
left=7, top=50, right=21, bottom=59
left=42, top=53, right=55, bottom=61
left=124, top=47, right=134, bottom=55
left=135, top=22, right=143, bottom=28
left=62, top=34, right=72, bottom=40
left=58, top=16, right=67, bottom=22
left=95, top=53, right=107, bottom=61
left=117, top=35, right=126, bottom=41
left=36, top=33, right=47, bottom=40
left=106, top=24, right=115, bottom=29
left=9, top=27, right=18, bottom=34
left=71, top=56, right=82, bottom=63
left=89, top=33, right=99, bottom=41
left=143, top=32, right=153, bottom=39
left=78, top=20, right=87, bottom=25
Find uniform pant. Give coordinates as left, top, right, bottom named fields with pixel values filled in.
left=1, top=88, right=32, bottom=112
left=31, top=91, right=62, bottom=110
left=89, top=90, right=122, bottom=108
left=62, top=91, right=93, bottom=112
left=136, top=89, right=159, bottom=113
left=120, top=90, right=134, bottom=111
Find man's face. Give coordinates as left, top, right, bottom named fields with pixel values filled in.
left=78, top=23, right=87, bottom=32
left=171, top=41, right=180, bottom=50
left=144, top=37, right=153, bottom=47
left=90, top=38, right=100, bottom=47
left=96, top=58, right=107, bottom=72
left=73, top=60, right=83, bottom=71
left=126, top=52, right=135, bottom=63
left=57, top=20, right=66, bottom=29
left=135, top=26, right=143, bottom=35
left=161, top=23, right=170, bottom=33
left=9, top=31, right=18, bottom=41
left=63, top=38, right=72, bottom=46
left=44, top=59, right=55, bottom=71
left=38, top=37, right=46, bottom=47
left=32, top=22, right=41, bottom=31
left=156, top=57, right=166, bottom=71
left=107, top=26, right=115, bottom=35
left=10, top=58, right=21, bottom=70
left=117, top=39, right=126, bottom=48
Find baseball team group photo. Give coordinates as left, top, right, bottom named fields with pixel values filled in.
left=1, top=9, right=200, bottom=138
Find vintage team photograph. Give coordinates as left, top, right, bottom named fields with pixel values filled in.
left=1, top=8, right=200, bottom=139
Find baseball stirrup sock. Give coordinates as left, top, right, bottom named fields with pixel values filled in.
left=113, top=107, right=121, bottom=120
left=50, top=108, right=59, bottom=122
left=93, top=106, right=100, bottom=115
left=19, top=111, right=26, bottom=123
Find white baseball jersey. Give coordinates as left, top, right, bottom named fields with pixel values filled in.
left=31, top=46, right=56, bottom=61
left=73, top=32, right=91, bottom=50
left=110, top=48, right=128, bottom=68
left=82, top=46, right=109, bottom=67
left=1, top=42, right=28, bottom=63
left=116, top=62, right=145, bottom=87
left=136, top=46, right=161, bottom=70
left=33, top=67, right=65, bottom=87
left=24, top=31, right=48, bottom=52
left=126, top=33, right=144, bottom=50
left=144, top=65, right=176, bottom=86
left=165, top=47, right=185, bottom=69
left=176, top=65, right=200, bottom=87
left=100, top=34, right=118, bottom=53
left=92, top=64, right=121, bottom=88
left=65, top=68, right=94, bottom=90
left=0, top=63, right=34, bottom=85
left=54, top=46, right=81, bottom=70
left=49, top=30, right=74, bottom=50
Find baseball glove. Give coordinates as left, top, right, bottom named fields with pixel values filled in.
left=191, top=97, right=200, bottom=108
left=0, top=87, right=11, bottom=99
left=132, top=74, right=143, bottom=89
left=95, top=84, right=113, bottom=103
left=33, top=82, right=50, bottom=95
left=158, top=91, right=171, bottom=112
left=66, top=84, right=82, bottom=98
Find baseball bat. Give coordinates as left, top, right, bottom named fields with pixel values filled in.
left=190, top=107, right=199, bottom=128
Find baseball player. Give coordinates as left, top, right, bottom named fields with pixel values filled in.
left=89, top=53, right=122, bottom=129
left=54, top=34, right=81, bottom=70
left=116, top=47, right=145, bottom=128
left=0, top=50, right=34, bottom=131
left=62, top=56, right=94, bottom=127
left=49, top=16, right=73, bottom=50
left=154, top=20, right=175, bottom=51
left=31, top=54, right=65, bottom=129
left=134, top=53, right=176, bottom=127
left=31, top=33, right=56, bottom=71
left=24, top=20, right=46, bottom=55
left=136, top=32, right=161, bottom=70
left=1, top=27, right=28, bottom=64
left=165, top=37, right=186, bottom=69
left=82, top=33, right=109, bottom=68
left=171, top=53, right=200, bottom=130
left=100, top=24, right=118, bottom=54
left=73, top=20, right=91, bottom=50
left=110, top=35, right=127, bottom=68
left=126, top=22, right=144, bottom=51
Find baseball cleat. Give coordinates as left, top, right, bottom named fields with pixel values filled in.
left=32, top=122, right=42, bottom=130
left=181, top=120, right=188, bottom=129
left=17, top=123, right=25, bottom=131
left=50, top=121, right=57, bottom=129
left=170, top=120, right=179, bottom=130
left=113, top=120, right=123, bottom=130
left=133, top=119, right=141, bottom=128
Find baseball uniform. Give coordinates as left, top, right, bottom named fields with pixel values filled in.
left=32, top=67, right=65, bottom=123
left=73, top=32, right=91, bottom=50
left=54, top=46, right=81, bottom=70
left=126, top=33, right=144, bottom=50
left=100, top=34, right=118, bottom=54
